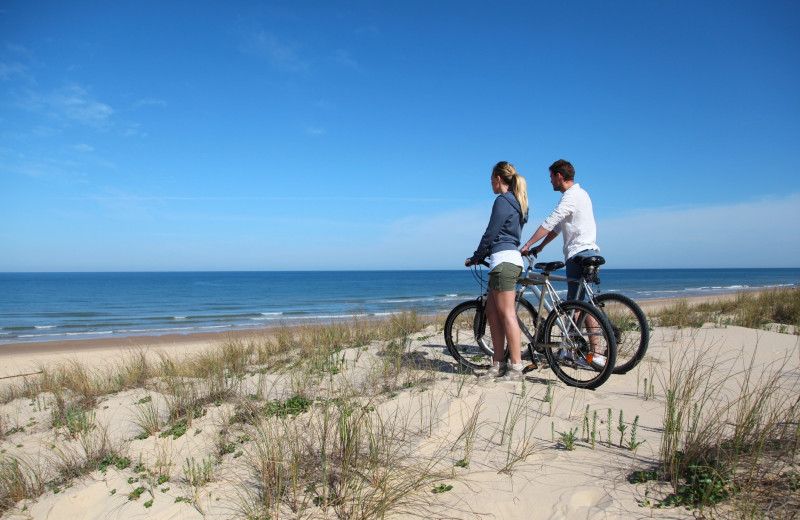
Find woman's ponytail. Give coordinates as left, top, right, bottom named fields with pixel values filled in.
left=513, top=173, right=528, bottom=218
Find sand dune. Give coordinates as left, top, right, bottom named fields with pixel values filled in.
left=1, top=295, right=798, bottom=519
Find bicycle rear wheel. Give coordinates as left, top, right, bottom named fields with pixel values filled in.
left=542, top=300, right=616, bottom=389
left=595, top=293, right=649, bottom=374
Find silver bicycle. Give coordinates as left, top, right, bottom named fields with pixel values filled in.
left=444, top=257, right=618, bottom=390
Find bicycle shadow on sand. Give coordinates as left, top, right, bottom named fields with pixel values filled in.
left=411, top=338, right=559, bottom=389
left=373, top=337, right=463, bottom=374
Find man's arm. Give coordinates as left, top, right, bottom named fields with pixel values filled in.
left=522, top=189, right=574, bottom=255
left=532, top=229, right=560, bottom=256
left=521, top=225, right=550, bottom=254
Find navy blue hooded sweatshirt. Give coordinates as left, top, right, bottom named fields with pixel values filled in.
left=470, top=191, right=528, bottom=265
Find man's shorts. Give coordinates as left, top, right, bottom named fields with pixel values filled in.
left=488, top=262, right=522, bottom=292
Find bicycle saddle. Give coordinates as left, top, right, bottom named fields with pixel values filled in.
left=534, top=261, right=565, bottom=273
left=579, top=256, right=605, bottom=267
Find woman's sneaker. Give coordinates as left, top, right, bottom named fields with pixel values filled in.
left=496, top=362, right=524, bottom=382
left=481, top=361, right=506, bottom=379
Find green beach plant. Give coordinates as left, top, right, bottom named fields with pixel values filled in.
left=617, top=409, right=628, bottom=448
left=559, top=427, right=578, bottom=451
left=131, top=393, right=162, bottom=439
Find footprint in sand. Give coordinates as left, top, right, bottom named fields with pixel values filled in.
left=549, top=486, right=614, bottom=519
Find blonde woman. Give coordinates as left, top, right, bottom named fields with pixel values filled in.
left=465, top=161, right=528, bottom=381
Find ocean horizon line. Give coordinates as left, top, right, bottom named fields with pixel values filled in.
left=2, top=269, right=798, bottom=345
left=2, top=266, right=800, bottom=274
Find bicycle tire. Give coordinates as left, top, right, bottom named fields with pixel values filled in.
left=595, top=293, right=649, bottom=374
left=444, top=299, right=494, bottom=372
left=542, top=300, right=617, bottom=390
left=515, top=297, right=540, bottom=362
left=443, top=297, right=539, bottom=373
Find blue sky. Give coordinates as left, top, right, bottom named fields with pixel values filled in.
left=1, top=1, right=799, bottom=271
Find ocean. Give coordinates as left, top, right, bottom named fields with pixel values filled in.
left=1, top=268, right=798, bottom=345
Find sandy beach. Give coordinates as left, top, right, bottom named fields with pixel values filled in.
left=1, top=291, right=798, bottom=519
left=0, top=292, right=755, bottom=381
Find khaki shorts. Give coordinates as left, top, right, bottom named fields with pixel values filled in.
left=488, top=262, right=522, bottom=292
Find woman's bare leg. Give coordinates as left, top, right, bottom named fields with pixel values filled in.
left=488, top=289, right=521, bottom=364
left=485, top=290, right=506, bottom=362
left=495, top=289, right=522, bottom=364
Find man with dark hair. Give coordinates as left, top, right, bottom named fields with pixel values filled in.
left=521, top=159, right=604, bottom=366
left=521, top=159, right=599, bottom=301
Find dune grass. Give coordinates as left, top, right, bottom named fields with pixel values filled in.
left=647, top=288, right=800, bottom=331
left=634, top=345, right=800, bottom=518
left=0, top=311, right=460, bottom=517
left=2, top=291, right=798, bottom=518
left=633, top=288, right=800, bottom=518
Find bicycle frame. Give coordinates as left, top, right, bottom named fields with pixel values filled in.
left=514, top=267, right=589, bottom=352
left=471, top=258, right=599, bottom=355
left=519, top=268, right=599, bottom=312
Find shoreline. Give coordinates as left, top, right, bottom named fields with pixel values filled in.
left=0, top=289, right=782, bottom=360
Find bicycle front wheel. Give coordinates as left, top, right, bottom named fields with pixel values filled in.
left=595, top=293, right=650, bottom=374
left=515, top=297, right=540, bottom=362
left=542, top=300, right=617, bottom=390
left=444, top=299, right=494, bottom=373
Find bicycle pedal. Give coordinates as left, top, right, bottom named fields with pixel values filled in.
left=522, top=362, right=538, bottom=373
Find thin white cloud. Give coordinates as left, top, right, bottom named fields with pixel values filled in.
left=598, top=193, right=800, bottom=268
left=345, top=193, right=800, bottom=269
left=354, top=205, right=488, bottom=269
left=14, top=84, right=114, bottom=129
left=5, top=43, right=36, bottom=60
left=0, top=61, right=29, bottom=81
left=51, top=84, right=113, bottom=127
left=305, top=125, right=326, bottom=136
left=355, top=25, right=380, bottom=37
left=70, top=143, right=94, bottom=152
left=240, top=30, right=309, bottom=71
left=56, top=194, right=460, bottom=203
left=122, top=122, right=148, bottom=138
left=329, top=49, right=359, bottom=71
left=134, top=97, right=167, bottom=108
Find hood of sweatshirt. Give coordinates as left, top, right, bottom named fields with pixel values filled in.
left=501, top=191, right=528, bottom=225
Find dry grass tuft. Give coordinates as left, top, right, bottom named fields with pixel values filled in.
left=649, top=288, right=800, bottom=331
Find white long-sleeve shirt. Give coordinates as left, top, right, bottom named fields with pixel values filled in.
left=541, top=183, right=599, bottom=260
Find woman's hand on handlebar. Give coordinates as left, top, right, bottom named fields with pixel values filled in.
left=466, top=258, right=490, bottom=267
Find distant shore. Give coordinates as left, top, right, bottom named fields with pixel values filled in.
left=0, top=288, right=784, bottom=381
left=0, top=290, right=756, bottom=355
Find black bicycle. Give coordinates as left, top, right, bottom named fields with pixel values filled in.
left=567, top=255, right=650, bottom=374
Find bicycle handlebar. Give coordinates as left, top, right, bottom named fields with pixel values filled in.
left=468, top=249, right=535, bottom=268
